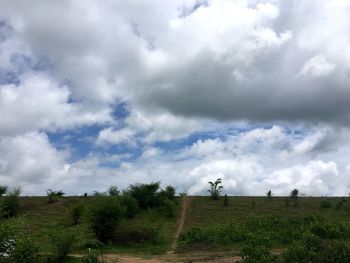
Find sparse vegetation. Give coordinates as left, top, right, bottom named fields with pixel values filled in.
left=107, top=185, right=119, bottom=196
left=2, top=186, right=350, bottom=262
left=223, top=194, right=229, bottom=207
left=1, top=188, right=21, bottom=218
left=0, top=185, right=7, bottom=197
left=87, top=196, right=125, bottom=243
left=266, top=190, right=272, bottom=200
left=47, top=189, right=65, bottom=204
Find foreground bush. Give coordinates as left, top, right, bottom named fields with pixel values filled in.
left=0, top=185, right=7, bottom=197
left=241, top=233, right=277, bottom=263
left=48, top=227, right=77, bottom=263
left=87, top=197, right=125, bottom=243
left=283, top=232, right=350, bottom=263
left=119, top=194, right=139, bottom=218
left=1, top=188, right=21, bottom=218
left=80, top=249, right=104, bottom=263
left=115, top=225, right=161, bottom=245
left=0, top=219, right=39, bottom=263
left=69, top=203, right=84, bottom=225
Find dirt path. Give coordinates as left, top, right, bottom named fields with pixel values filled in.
left=170, top=195, right=190, bottom=251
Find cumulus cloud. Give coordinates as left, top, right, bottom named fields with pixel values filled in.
left=0, top=132, right=70, bottom=194
left=1, top=0, right=350, bottom=124
left=1, top=1, right=350, bottom=195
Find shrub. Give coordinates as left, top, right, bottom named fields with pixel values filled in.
left=10, top=237, right=39, bottom=263
left=320, top=199, right=332, bottom=209
left=127, top=182, right=161, bottom=208
left=107, top=186, right=119, bottom=196
left=80, top=249, right=103, bottom=263
left=241, top=233, right=276, bottom=263
left=266, top=190, right=272, bottom=200
left=223, top=194, right=229, bottom=207
left=283, top=233, right=350, bottom=263
left=159, top=186, right=176, bottom=200
left=159, top=199, right=177, bottom=217
left=115, top=225, right=161, bottom=245
left=87, top=197, right=125, bottom=243
left=69, top=204, right=84, bottom=225
left=0, top=219, right=39, bottom=263
left=47, top=189, right=65, bottom=204
left=0, top=185, right=7, bottom=197
left=1, top=188, right=21, bottom=218
left=119, top=194, right=139, bottom=218
left=290, top=189, right=299, bottom=199
left=48, top=228, right=77, bottom=263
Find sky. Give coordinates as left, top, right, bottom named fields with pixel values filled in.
left=1, top=0, right=350, bottom=196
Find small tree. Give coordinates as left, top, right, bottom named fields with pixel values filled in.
left=290, top=189, right=299, bottom=208
left=160, top=186, right=176, bottom=200
left=266, top=190, right=272, bottom=200
left=47, top=189, right=65, bottom=204
left=108, top=185, right=120, bottom=196
left=223, top=194, right=229, bottom=207
left=0, top=185, right=7, bottom=197
left=290, top=189, right=299, bottom=199
left=127, top=182, right=161, bottom=208
left=208, top=178, right=223, bottom=200
left=1, top=188, right=21, bottom=218
left=87, top=197, right=125, bottom=243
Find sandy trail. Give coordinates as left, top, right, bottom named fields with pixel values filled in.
left=170, top=195, right=190, bottom=251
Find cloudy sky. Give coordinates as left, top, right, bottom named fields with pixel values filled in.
left=1, top=0, right=350, bottom=196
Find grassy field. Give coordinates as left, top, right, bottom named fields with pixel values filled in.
left=0, top=196, right=179, bottom=256
left=179, top=195, right=350, bottom=261
left=2, top=195, right=350, bottom=262
left=184, top=196, right=350, bottom=229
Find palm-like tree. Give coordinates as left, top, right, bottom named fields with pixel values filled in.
left=208, top=178, right=223, bottom=200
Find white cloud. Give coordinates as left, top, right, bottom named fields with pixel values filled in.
left=1, top=1, right=350, bottom=195
left=0, top=132, right=70, bottom=194
left=0, top=73, right=111, bottom=136
left=298, top=55, right=335, bottom=78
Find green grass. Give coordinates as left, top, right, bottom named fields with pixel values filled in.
left=2, top=195, right=350, bottom=258
left=184, top=196, right=350, bottom=230
left=0, top=196, right=179, bottom=256
left=180, top=196, right=350, bottom=254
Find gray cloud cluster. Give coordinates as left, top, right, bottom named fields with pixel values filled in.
left=1, top=0, right=350, bottom=195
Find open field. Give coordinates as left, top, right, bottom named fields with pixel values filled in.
left=1, top=195, right=350, bottom=262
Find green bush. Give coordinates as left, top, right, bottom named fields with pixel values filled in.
left=119, top=194, right=139, bottom=218
left=159, top=199, right=177, bottom=217
left=159, top=186, right=176, bottom=200
left=80, top=249, right=103, bottom=263
left=283, top=233, right=350, bottom=263
left=47, top=189, right=65, bottom=204
left=87, top=197, right=125, bottom=243
left=1, top=188, right=21, bottom=218
left=223, top=194, right=229, bottom=207
left=115, top=225, right=161, bottom=245
left=0, top=219, right=39, bottom=263
left=127, top=182, right=161, bottom=208
left=107, top=186, right=119, bottom=196
left=320, top=199, right=332, bottom=209
left=0, top=185, right=7, bottom=197
left=10, top=237, right=39, bottom=263
left=48, top=227, right=77, bottom=263
left=241, top=234, right=276, bottom=263
left=69, top=204, right=84, bottom=225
